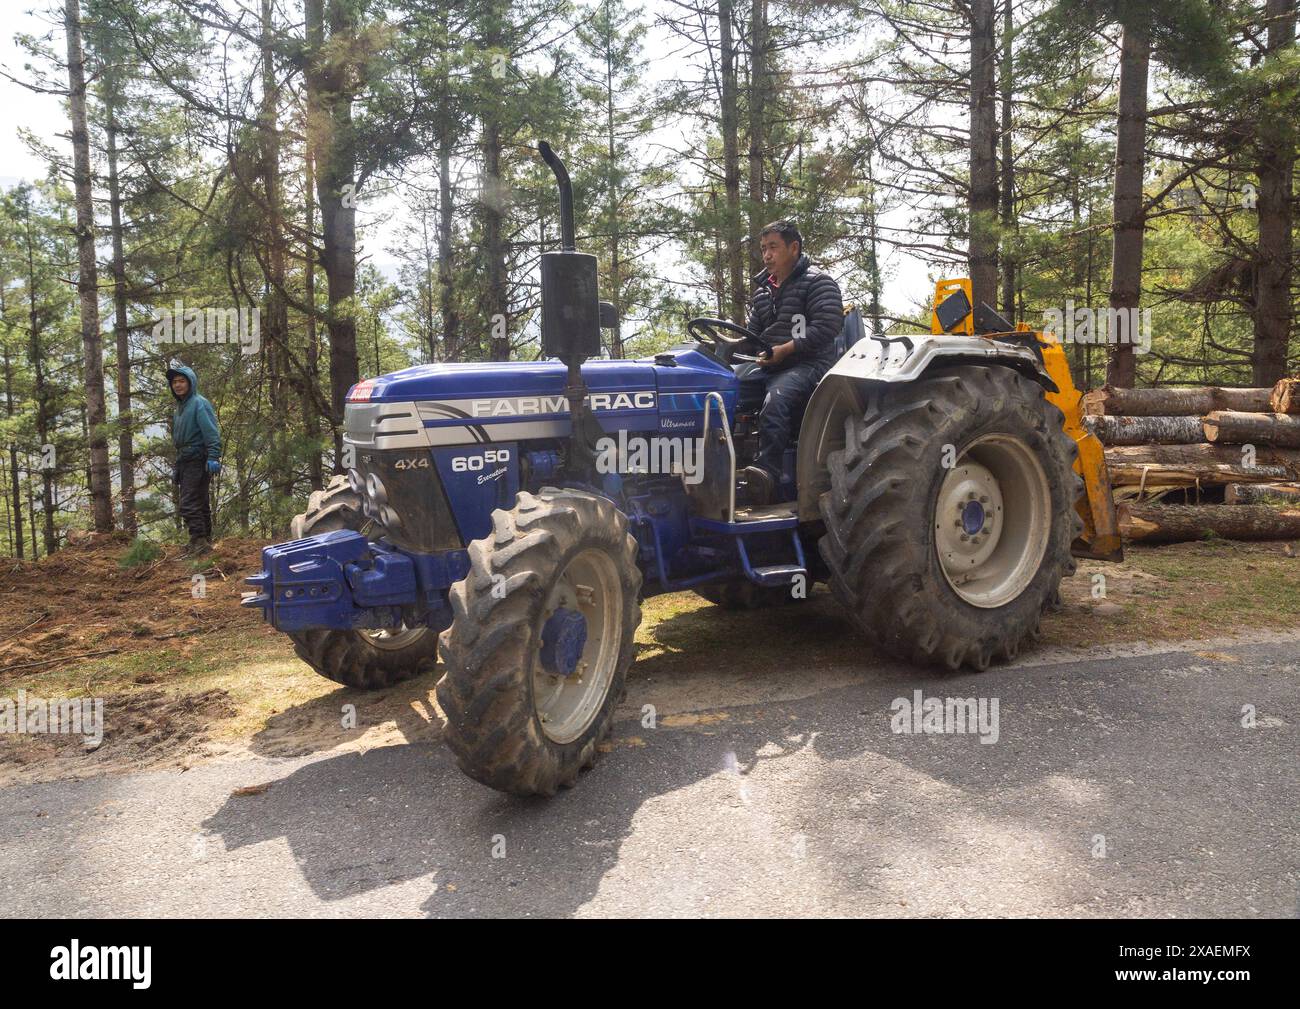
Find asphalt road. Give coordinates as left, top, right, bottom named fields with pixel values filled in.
left=2, top=639, right=1296, bottom=918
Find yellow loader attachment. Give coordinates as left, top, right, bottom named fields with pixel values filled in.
left=929, top=279, right=1123, bottom=562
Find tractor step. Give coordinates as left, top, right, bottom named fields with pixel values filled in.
left=733, top=502, right=798, bottom=523
left=691, top=501, right=798, bottom=534
left=750, top=563, right=806, bottom=588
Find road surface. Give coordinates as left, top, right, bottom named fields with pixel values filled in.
left=2, top=638, right=1296, bottom=917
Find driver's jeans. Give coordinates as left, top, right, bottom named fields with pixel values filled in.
left=734, top=358, right=827, bottom=481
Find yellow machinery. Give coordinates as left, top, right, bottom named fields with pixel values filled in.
left=929, top=278, right=1123, bottom=562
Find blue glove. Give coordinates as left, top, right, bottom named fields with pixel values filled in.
left=206, top=459, right=221, bottom=474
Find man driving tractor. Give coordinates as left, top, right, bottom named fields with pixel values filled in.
left=737, top=219, right=844, bottom=504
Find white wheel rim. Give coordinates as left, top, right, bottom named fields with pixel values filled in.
left=533, top=548, right=623, bottom=744
left=935, top=434, right=1051, bottom=609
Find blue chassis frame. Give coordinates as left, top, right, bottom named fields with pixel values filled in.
left=243, top=481, right=808, bottom=634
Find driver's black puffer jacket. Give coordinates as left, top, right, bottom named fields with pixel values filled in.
left=747, top=254, right=844, bottom=369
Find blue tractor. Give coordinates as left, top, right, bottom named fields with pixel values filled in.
left=245, top=143, right=1121, bottom=796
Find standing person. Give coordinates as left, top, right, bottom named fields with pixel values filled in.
left=737, top=220, right=844, bottom=504
left=167, top=365, right=222, bottom=556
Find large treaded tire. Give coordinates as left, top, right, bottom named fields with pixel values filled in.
left=286, top=475, right=438, bottom=690
left=436, top=488, right=642, bottom=796
left=819, top=366, right=1081, bottom=670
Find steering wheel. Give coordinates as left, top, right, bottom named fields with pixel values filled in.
left=687, top=317, right=762, bottom=363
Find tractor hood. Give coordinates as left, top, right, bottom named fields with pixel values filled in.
left=345, top=345, right=737, bottom=446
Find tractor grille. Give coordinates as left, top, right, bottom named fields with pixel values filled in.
left=344, top=401, right=428, bottom=450
left=345, top=401, right=462, bottom=552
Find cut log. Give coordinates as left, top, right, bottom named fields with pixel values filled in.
left=1269, top=378, right=1300, bottom=415
left=1104, top=443, right=1300, bottom=475
left=1119, top=503, right=1300, bottom=543
left=1202, top=411, right=1300, bottom=448
left=1224, top=482, right=1300, bottom=505
left=1083, top=414, right=1204, bottom=445
left=1082, top=385, right=1271, bottom=416
left=1107, top=462, right=1293, bottom=489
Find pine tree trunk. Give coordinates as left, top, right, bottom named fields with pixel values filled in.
left=64, top=0, right=113, bottom=531
left=305, top=0, right=358, bottom=466
left=1105, top=442, right=1300, bottom=473
left=105, top=101, right=136, bottom=536
left=603, top=18, right=624, bottom=359
left=1270, top=378, right=1300, bottom=415
left=1106, top=23, right=1149, bottom=388
left=1107, top=460, right=1293, bottom=489
left=998, top=0, right=1015, bottom=318
left=1253, top=0, right=1296, bottom=385
left=261, top=0, right=293, bottom=504
left=864, top=151, right=884, bottom=337
left=1203, top=411, right=1300, bottom=448
left=968, top=0, right=998, bottom=309
left=22, top=204, right=55, bottom=555
left=1224, top=482, right=1300, bottom=505
left=746, top=0, right=768, bottom=281
left=481, top=114, right=510, bottom=360
left=437, top=127, right=460, bottom=363
left=1119, top=502, right=1300, bottom=543
left=718, top=0, right=746, bottom=325
left=301, top=150, right=323, bottom=491
left=1084, top=414, right=1204, bottom=445
left=1, top=338, right=22, bottom=558
left=1083, top=385, right=1272, bottom=416
left=25, top=450, right=38, bottom=559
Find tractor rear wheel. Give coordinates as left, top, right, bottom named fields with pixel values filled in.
left=819, top=365, right=1081, bottom=670
left=286, top=475, right=439, bottom=689
left=437, top=488, right=642, bottom=796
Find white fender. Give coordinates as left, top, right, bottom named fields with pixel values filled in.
left=795, top=333, right=1056, bottom=521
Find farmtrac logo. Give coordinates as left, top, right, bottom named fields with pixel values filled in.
left=49, top=940, right=151, bottom=989
left=468, top=391, right=655, bottom=417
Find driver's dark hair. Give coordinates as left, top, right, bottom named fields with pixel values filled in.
left=758, top=219, right=802, bottom=255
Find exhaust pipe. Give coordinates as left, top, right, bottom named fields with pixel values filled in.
left=538, top=140, right=576, bottom=252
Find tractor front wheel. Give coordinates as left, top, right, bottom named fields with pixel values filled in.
left=437, top=488, right=643, bottom=796
left=286, top=474, right=439, bottom=689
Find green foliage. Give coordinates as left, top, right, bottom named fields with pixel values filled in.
left=119, top=536, right=163, bottom=569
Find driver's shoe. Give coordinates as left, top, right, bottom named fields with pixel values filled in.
left=738, top=466, right=775, bottom=507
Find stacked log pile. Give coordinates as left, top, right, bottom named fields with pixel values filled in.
left=1082, top=380, right=1300, bottom=544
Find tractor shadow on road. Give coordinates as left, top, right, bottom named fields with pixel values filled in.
left=202, top=604, right=1297, bottom=916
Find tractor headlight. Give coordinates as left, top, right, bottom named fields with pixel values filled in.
left=361, top=472, right=389, bottom=523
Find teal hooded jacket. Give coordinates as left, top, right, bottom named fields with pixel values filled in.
left=167, top=365, right=222, bottom=464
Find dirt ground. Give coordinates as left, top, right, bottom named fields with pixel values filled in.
left=0, top=532, right=272, bottom=673
left=1, top=532, right=1298, bottom=787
